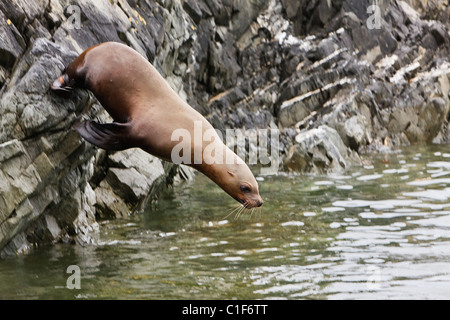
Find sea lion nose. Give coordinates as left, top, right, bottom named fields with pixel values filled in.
left=257, top=200, right=263, bottom=207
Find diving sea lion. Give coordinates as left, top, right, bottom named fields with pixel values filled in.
left=51, top=42, right=263, bottom=209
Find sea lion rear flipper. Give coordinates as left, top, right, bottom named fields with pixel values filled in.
left=75, top=120, right=135, bottom=151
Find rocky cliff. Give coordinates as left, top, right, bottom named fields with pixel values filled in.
left=0, top=0, right=448, bottom=255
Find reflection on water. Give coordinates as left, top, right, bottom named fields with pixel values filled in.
left=2, top=145, right=450, bottom=299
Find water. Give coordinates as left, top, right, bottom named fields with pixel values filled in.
left=2, top=145, right=450, bottom=299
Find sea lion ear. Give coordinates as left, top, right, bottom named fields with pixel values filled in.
left=227, top=171, right=235, bottom=177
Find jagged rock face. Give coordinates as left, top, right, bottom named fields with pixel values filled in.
left=0, top=0, right=449, bottom=255
left=0, top=0, right=191, bottom=256
left=284, top=125, right=362, bottom=174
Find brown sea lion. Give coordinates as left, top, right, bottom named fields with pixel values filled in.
left=51, top=42, right=263, bottom=209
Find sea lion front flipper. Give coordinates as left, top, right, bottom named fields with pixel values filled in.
left=75, top=120, right=135, bottom=151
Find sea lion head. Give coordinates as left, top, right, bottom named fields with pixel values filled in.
left=196, top=142, right=264, bottom=209
left=221, top=161, right=263, bottom=209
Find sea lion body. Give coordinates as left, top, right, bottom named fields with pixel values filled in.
left=51, top=42, right=263, bottom=208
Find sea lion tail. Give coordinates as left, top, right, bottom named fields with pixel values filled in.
left=74, top=120, right=135, bottom=151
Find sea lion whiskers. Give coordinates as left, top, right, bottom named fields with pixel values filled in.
left=222, top=204, right=244, bottom=220
left=223, top=202, right=263, bottom=221
left=249, top=208, right=255, bottom=220
left=234, top=205, right=246, bottom=220
left=246, top=206, right=262, bottom=220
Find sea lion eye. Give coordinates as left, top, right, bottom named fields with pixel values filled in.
left=240, top=185, right=251, bottom=193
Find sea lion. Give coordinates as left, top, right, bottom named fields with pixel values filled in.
left=51, top=42, right=263, bottom=209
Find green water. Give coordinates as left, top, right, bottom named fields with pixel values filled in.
left=2, top=145, right=450, bottom=299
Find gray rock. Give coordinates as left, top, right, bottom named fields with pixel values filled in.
left=0, top=9, right=25, bottom=69
left=104, top=148, right=169, bottom=211
left=340, top=115, right=371, bottom=151
left=278, top=99, right=310, bottom=128
left=280, top=0, right=301, bottom=20
left=108, top=149, right=166, bottom=187
left=430, top=22, right=448, bottom=46
left=0, top=139, right=25, bottom=162
left=94, top=181, right=130, bottom=220
left=284, top=125, right=361, bottom=174
left=418, top=97, right=449, bottom=143
left=183, top=0, right=203, bottom=24
left=106, top=167, right=150, bottom=204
